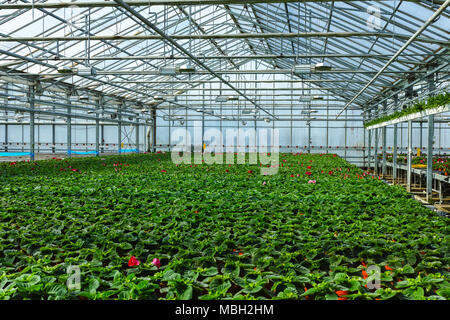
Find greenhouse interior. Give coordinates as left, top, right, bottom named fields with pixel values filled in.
left=0, top=0, right=449, bottom=303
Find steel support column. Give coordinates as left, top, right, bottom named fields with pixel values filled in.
left=118, top=106, right=122, bottom=155
left=419, top=122, right=423, bottom=150
left=368, top=129, right=372, bottom=170
left=363, top=128, right=366, bottom=168
left=66, top=92, right=71, bottom=159
left=100, top=97, right=105, bottom=153
left=151, top=107, right=157, bottom=152
left=29, top=86, right=35, bottom=161
left=4, top=113, right=8, bottom=152
left=4, top=84, right=8, bottom=153
left=307, top=121, right=311, bottom=154
left=374, top=128, right=379, bottom=175
left=95, top=96, right=100, bottom=156
left=393, top=124, right=398, bottom=183
left=51, top=104, right=56, bottom=154
left=427, top=115, right=434, bottom=202
left=135, top=117, right=140, bottom=153
left=407, top=120, right=412, bottom=192
left=382, top=126, right=387, bottom=177
left=344, top=110, right=348, bottom=160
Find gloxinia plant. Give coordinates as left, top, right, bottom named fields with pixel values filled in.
left=128, top=256, right=140, bottom=267
left=0, top=153, right=447, bottom=300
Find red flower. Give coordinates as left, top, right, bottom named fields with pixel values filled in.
left=338, top=297, right=348, bottom=300
left=307, top=166, right=312, bottom=169
left=328, top=171, right=333, bottom=175
left=10, top=162, right=16, bottom=165
left=305, top=171, right=312, bottom=175
left=152, top=258, right=161, bottom=268
left=335, top=290, right=349, bottom=297
left=362, top=270, right=368, bottom=279
left=161, top=169, right=167, bottom=173
left=71, top=169, right=78, bottom=172
left=225, top=169, right=229, bottom=173
left=248, top=170, right=253, bottom=174
left=290, top=174, right=294, bottom=178
left=128, top=256, right=140, bottom=267
left=384, top=265, right=393, bottom=271
left=238, top=252, right=244, bottom=256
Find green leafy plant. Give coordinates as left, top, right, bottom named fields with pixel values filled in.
left=0, top=153, right=448, bottom=300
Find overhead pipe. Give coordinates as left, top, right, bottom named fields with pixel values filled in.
left=365, top=62, right=450, bottom=112
left=0, top=0, right=440, bottom=9
left=11, top=53, right=436, bottom=62
left=0, top=32, right=445, bottom=45
left=0, top=48, right=156, bottom=110
left=336, top=0, right=450, bottom=119
left=0, top=92, right=149, bottom=122
left=112, top=0, right=277, bottom=120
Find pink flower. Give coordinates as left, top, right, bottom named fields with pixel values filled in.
left=128, top=256, right=140, bottom=267
left=308, top=180, right=316, bottom=184
left=262, top=181, right=266, bottom=185
left=152, top=258, right=161, bottom=268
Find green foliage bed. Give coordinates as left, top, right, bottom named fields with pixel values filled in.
left=364, top=92, right=450, bottom=128
left=0, top=153, right=448, bottom=300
